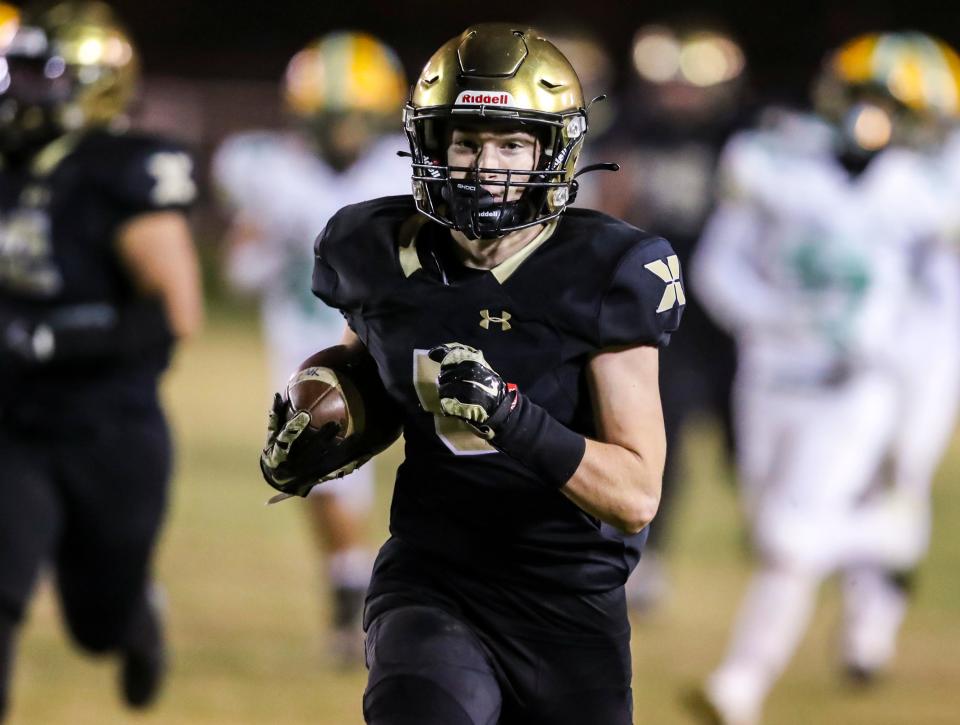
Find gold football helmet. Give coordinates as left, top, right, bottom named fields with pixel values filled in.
left=0, top=1, right=138, bottom=154
left=283, top=31, right=406, bottom=170
left=815, top=31, right=960, bottom=154
left=405, top=23, right=593, bottom=239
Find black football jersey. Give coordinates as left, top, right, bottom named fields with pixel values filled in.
left=0, top=128, right=196, bottom=419
left=314, top=196, right=684, bottom=592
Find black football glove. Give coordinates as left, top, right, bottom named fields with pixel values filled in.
left=259, top=393, right=342, bottom=499
left=428, top=343, right=518, bottom=439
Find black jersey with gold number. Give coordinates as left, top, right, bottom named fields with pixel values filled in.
left=0, top=129, right=196, bottom=422
left=314, top=195, right=684, bottom=592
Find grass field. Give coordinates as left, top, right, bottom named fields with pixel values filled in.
left=8, top=312, right=960, bottom=724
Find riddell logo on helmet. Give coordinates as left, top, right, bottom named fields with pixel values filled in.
left=455, top=91, right=515, bottom=105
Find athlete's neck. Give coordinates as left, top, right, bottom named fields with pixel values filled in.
left=449, top=224, right=544, bottom=270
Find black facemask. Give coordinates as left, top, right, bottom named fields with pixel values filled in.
left=440, top=178, right=537, bottom=240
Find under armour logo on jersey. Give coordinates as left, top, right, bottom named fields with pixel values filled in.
left=147, top=152, right=197, bottom=206
left=479, top=309, right=512, bottom=331
left=644, top=255, right=686, bottom=313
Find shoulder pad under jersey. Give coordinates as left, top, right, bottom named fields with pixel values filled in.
left=312, top=195, right=417, bottom=310
left=211, top=131, right=298, bottom=211
left=85, top=130, right=197, bottom=214
left=596, top=233, right=685, bottom=348
left=719, top=110, right=832, bottom=201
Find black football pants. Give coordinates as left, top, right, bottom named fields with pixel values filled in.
left=0, top=409, right=170, bottom=710
left=364, top=603, right=634, bottom=725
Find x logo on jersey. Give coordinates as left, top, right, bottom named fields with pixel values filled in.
left=644, top=254, right=686, bottom=313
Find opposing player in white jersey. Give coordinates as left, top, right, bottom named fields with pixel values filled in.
left=689, top=32, right=960, bottom=724
left=213, top=32, right=410, bottom=663
left=840, top=91, right=960, bottom=684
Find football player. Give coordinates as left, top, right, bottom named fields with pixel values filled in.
left=593, top=20, right=747, bottom=611
left=212, top=31, right=409, bottom=665
left=829, top=35, right=960, bottom=686
left=260, top=23, right=684, bottom=724
left=689, top=32, right=960, bottom=724
left=0, top=1, right=201, bottom=718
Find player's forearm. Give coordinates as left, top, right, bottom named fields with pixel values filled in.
left=488, top=392, right=662, bottom=534
left=117, top=211, right=204, bottom=340
left=561, top=439, right=662, bottom=535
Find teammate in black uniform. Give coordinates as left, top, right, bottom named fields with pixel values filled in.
left=261, top=24, right=683, bottom=724
left=0, top=3, right=201, bottom=719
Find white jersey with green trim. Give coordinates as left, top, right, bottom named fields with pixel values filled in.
left=213, top=131, right=410, bottom=388
left=693, top=109, right=955, bottom=388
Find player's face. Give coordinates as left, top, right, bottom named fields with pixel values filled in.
left=447, top=126, right=540, bottom=203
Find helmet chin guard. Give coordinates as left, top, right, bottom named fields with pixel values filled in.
left=439, top=177, right=540, bottom=240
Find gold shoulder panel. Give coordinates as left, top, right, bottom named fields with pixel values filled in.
left=397, top=213, right=428, bottom=277
left=491, top=220, right=557, bottom=284
left=31, top=131, right=84, bottom=176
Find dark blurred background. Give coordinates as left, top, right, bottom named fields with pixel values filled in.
left=118, top=0, right=960, bottom=259
left=116, top=0, right=960, bottom=97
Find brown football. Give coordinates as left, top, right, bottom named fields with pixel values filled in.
left=286, top=367, right=351, bottom=440
left=281, top=344, right=403, bottom=482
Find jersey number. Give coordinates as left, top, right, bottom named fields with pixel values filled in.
left=147, top=152, right=197, bottom=206
left=412, top=349, right=496, bottom=455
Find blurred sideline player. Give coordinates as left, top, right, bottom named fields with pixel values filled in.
left=212, top=32, right=409, bottom=664
left=828, top=34, right=960, bottom=684
left=261, top=23, right=684, bottom=724
left=593, top=22, right=746, bottom=610
left=689, top=32, right=960, bottom=724
left=0, top=1, right=201, bottom=719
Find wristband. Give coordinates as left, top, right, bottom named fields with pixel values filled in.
left=491, top=393, right=586, bottom=489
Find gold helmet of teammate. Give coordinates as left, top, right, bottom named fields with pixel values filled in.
left=405, top=23, right=592, bottom=239
left=282, top=31, right=407, bottom=171
left=0, top=1, right=138, bottom=155
left=815, top=31, right=960, bottom=154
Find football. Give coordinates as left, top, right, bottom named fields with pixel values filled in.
left=286, top=365, right=352, bottom=441
left=278, top=343, right=402, bottom=494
